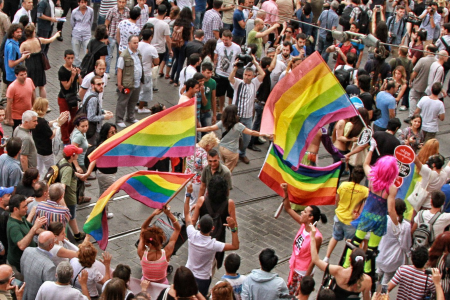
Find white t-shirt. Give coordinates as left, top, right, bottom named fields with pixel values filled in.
left=49, top=240, right=78, bottom=267
left=81, top=72, right=108, bottom=105
left=12, top=7, right=31, bottom=24
left=146, top=18, right=170, bottom=53
left=36, top=281, right=88, bottom=300
left=138, top=41, right=158, bottom=75
left=232, top=77, right=262, bottom=119
left=186, top=225, right=225, bottom=280
left=215, top=42, right=242, bottom=77
left=417, top=96, right=445, bottom=132
left=425, top=61, right=445, bottom=96
left=70, top=258, right=104, bottom=297
left=179, top=65, right=197, bottom=95
left=419, top=164, right=450, bottom=208
left=171, top=0, right=195, bottom=10
left=270, top=60, right=286, bottom=90
left=414, top=210, right=450, bottom=238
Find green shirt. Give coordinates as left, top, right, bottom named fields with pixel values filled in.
left=247, top=30, right=262, bottom=59
left=200, top=78, right=217, bottom=111
left=7, top=216, right=36, bottom=271
left=58, top=158, right=77, bottom=206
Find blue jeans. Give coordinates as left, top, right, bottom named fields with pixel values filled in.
left=318, top=36, right=332, bottom=63
left=239, top=116, right=253, bottom=157
left=249, top=102, right=264, bottom=146
left=97, top=14, right=106, bottom=25
left=71, top=38, right=90, bottom=67
left=195, top=10, right=205, bottom=29
left=170, top=43, right=187, bottom=83
left=195, top=277, right=211, bottom=298
left=200, top=110, right=212, bottom=127
left=106, top=37, right=119, bottom=74
left=223, top=23, right=233, bottom=31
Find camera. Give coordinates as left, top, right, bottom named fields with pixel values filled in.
left=375, top=4, right=381, bottom=9
left=236, top=46, right=253, bottom=68
left=425, top=268, right=433, bottom=275
left=406, top=12, right=422, bottom=25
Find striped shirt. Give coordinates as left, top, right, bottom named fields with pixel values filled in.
left=390, top=265, right=436, bottom=300
left=99, top=0, right=117, bottom=17
left=135, top=4, right=149, bottom=29
left=33, top=200, right=71, bottom=229
left=105, top=6, right=130, bottom=39
left=202, top=9, right=222, bottom=41
left=232, top=77, right=262, bottom=119
left=141, top=249, right=169, bottom=283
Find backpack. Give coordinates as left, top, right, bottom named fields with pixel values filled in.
left=204, top=197, right=229, bottom=240
left=412, top=210, right=441, bottom=250
left=334, top=65, right=355, bottom=89
left=76, top=94, right=99, bottom=139
left=357, top=6, right=370, bottom=34
left=171, top=25, right=184, bottom=48
left=44, top=162, right=71, bottom=186
left=339, top=5, right=353, bottom=31
left=441, top=37, right=450, bottom=71
left=80, top=40, right=107, bottom=78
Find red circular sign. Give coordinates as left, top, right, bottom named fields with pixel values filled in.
left=394, top=145, right=415, bottom=165
left=394, top=177, right=403, bottom=188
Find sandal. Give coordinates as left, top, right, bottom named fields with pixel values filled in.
left=158, top=73, right=164, bottom=77
left=174, top=83, right=179, bottom=87
left=169, top=79, right=175, bottom=84
left=165, top=75, right=170, bottom=79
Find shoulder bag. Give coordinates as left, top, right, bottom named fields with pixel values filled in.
left=407, top=172, right=432, bottom=212
left=317, top=263, right=336, bottom=299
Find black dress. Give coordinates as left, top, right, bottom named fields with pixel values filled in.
left=26, top=51, right=46, bottom=87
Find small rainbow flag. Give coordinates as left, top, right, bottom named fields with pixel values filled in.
left=397, top=163, right=421, bottom=220
left=83, top=171, right=194, bottom=250
left=259, top=144, right=342, bottom=206
left=88, top=98, right=196, bottom=168
left=260, top=52, right=357, bottom=168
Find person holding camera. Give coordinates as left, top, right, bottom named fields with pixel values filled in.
left=419, top=2, right=441, bottom=45
left=386, top=5, right=407, bottom=55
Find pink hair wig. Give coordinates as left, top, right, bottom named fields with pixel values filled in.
left=369, top=155, right=399, bottom=193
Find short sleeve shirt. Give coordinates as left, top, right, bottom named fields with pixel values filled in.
left=232, top=77, right=262, bottom=119
left=232, top=9, right=245, bottom=37
left=185, top=146, right=208, bottom=185
left=247, top=30, right=263, bottom=58
left=32, top=117, right=53, bottom=156
left=373, top=91, right=396, bottom=129
left=6, top=78, right=35, bottom=120
left=201, top=78, right=216, bottom=111
left=146, top=18, right=170, bottom=53
left=138, top=41, right=158, bottom=74
left=318, top=9, right=338, bottom=39
left=215, top=42, right=242, bottom=77
left=71, top=128, right=88, bottom=167
left=13, top=126, right=37, bottom=168
left=59, top=158, right=77, bottom=206
left=117, top=19, right=141, bottom=52
left=201, top=163, right=232, bottom=189
left=417, top=96, right=445, bottom=132
left=70, top=258, right=104, bottom=297
left=4, top=39, right=21, bottom=82
left=58, top=66, right=78, bottom=98
left=216, top=121, right=246, bottom=153
left=7, top=216, right=36, bottom=270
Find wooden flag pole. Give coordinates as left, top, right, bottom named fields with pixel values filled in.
left=274, top=201, right=284, bottom=219
left=164, top=176, right=194, bottom=208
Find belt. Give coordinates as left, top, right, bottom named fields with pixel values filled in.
left=201, top=109, right=211, bottom=113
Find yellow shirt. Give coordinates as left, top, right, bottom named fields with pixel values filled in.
left=335, top=182, right=369, bottom=225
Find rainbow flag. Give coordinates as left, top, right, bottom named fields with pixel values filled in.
left=397, top=163, right=421, bottom=220
left=260, top=52, right=357, bottom=168
left=259, top=144, right=342, bottom=206
left=88, top=98, right=196, bottom=168
left=83, top=171, right=194, bottom=250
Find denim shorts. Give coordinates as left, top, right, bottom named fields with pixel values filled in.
left=332, top=215, right=356, bottom=241
left=68, top=204, right=77, bottom=220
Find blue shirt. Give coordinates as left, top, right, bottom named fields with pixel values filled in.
left=296, top=9, right=314, bottom=37
left=232, top=9, right=246, bottom=37
left=4, top=39, right=21, bottom=82
left=374, top=91, right=396, bottom=129
left=442, top=184, right=450, bottom=213
left=318, top=9, right=338, bottom=39
left=351, top=40, right=365, bottom=57
left=195, top=0, right=207, bottom=12
left=291, top=44, right=306, bottom=56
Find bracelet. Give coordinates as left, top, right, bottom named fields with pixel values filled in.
left=172, top=219, right=178, bottom=223
left=231, top=227, right=238, bottom=233
left=185, top=193, right=191, bottom=198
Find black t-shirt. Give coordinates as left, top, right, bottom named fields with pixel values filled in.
left=0, top=207, right=9, bottom=262
left=359, top=92, right=374, bottom=113
left=414, top=2, right=425, bottom=17
left=185, top=40, right=204, bottom=61
left=346, top=84, right=360, bottom=97
left=15, top=182, right=35, bottom=198
left=371, top=131, right=400, bottom=165
left=32, top=117, right=53, bottom=156
left=88, top=39, right=108, bottom=64
left=256, top=69, right=272, bottom=102
left=58, top=65, right=78, bottom=98
left=364, top=59, right=391, bottom=82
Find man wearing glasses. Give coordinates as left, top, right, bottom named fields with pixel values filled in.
left=0, top=264, right=25, bottom=300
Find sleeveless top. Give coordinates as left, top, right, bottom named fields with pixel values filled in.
left=333, top=283, right=361, bottom=299
left=198, top=197, right=229, bottom=242
left=351, top=190, right=388, bottom=237
left=289, top=224, right=323, bottom=272
left=141, top=249, right=169, bottom=284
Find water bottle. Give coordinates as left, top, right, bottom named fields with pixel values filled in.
left=167, top=55, right=173, bottom=67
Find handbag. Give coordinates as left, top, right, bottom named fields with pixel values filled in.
left=37, top=38, right=51, bottom=70
left=349, top=142, right=368, bottom=167
left=407, top=173, right=431, bottom=212
left=317, top=264, right=336, bottom=299
left=65, top=92, right=81, bottom=109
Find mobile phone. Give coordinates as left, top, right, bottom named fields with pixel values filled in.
left=381, top=284, right=388, bottom=294
left=376, top=4, right=381, bottom=9
left=11, top=278, right=24, bottom=289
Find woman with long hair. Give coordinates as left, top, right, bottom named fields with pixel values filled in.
left=19, top=24, right=60, bottom=98
left=428, top=232, right=450, bottom=294
left=344, top=141, right=399, bottom=275
left=101, top=278, right=126, bottom=300
left=169, top=7, right=194, bottom=86
left=417, top=138, right=440, bottom=164
left=311, top=224, right=372, bottom=299
left=201, top=39, right=217, bottom=66
left=15, top=167, right=39, bottom=197
left=281, top=183, right=328, bottom=295
left=137, top=206, right=181, bottom=284
left=279, top=57, right=303, bottom=81
left=161, top=6, right=180, bottom=79
left=197, top=105, right=266, bottom=171
left=398, top=114, right=424, bottom=153
left=156, top=266, right=205, bottom=300
left=71, top=115, right=91, bottom=204
left=381, top=66, right=407, bottom=104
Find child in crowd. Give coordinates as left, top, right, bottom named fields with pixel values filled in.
left=217, top=253, right=247, bottom=300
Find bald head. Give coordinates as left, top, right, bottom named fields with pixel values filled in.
left=439, top=50, right=449, bottom=62
left=254, top=18, right=264, bottom=25
left=0, top=265, right=13, bottom=287
left=38, top=231, right=55, bottom=251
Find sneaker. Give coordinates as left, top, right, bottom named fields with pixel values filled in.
left=399, top=105, right=407, bottom=111
left=135, top=106, right=138, bottom=111
left=107, top=213, right=114, bottom=219
left=403, top=118, right=411, bottom=124
left=323, top=257, right=329, bottom=263
left=128, top=119, right=139, bottom=123
left=117, top=122, right=126, bottom=128
left=74, top=232, right=86, bottom=242
left=138, top=108, right=151, bottom=114
left=258, top=137, right=267, bottom=143
left=106, top=73, right=111, bottom=79
left=57, top=36, right=63, bottom=42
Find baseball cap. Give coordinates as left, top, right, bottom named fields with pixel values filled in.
left=0, top=187, right=14, bottom=197
left=63, top=145, right=83, bottom=157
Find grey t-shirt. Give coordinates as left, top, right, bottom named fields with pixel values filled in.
left=412, top=55, right=437, bottom=93
left=216, top=121, right=245, bottom=153
left=13, top=126, right=37, bottom=169
left=146, top=17, right=170, bottom=53
left=71, top=128, right=88, bottom=167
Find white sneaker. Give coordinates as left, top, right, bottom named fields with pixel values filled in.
left=138, top=108, right=151, bottom=114
left=129, top=119, right=139, bottom=123
left=323, top=257, right=329, bottom=263
left=117, top=122, right=126, bottom=128
left=106, top=73, right=110, bottom=79
left=135, top=106, right=138, bottom=111
left=107, top=213, right=114, bottom=219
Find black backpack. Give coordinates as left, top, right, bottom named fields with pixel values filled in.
left=339, top=5, right=353, bottom=31
left=412, top=211, right=441, bottom=250
left=75, top=94, right=99, bottom=139
left=334, top=65, right=355, bottom=89
left=357, top=6, right=370, bottom=34
left=441, top=37, right=450, bottom=71
left=80, top=40, right=107, bottom=78
left=204, top=198, right=228, bottom=241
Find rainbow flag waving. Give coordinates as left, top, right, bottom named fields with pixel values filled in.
left=259, top=144, right=341, bottom=206
left=260, top=52, right=357, bottom=168
left=83, top=171, right=194, bottom=250
left=397, top=163, right=421, bottom=220
left=88, top=98, right=196, bottom=168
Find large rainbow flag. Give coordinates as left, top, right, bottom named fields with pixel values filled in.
left=397, top=163, right=421, bottom=220
left=259, top=144, right=342, bottom=206
left=88, top=98, right=196, bottom=168
left=260, top=52, right=357, bottom=168
left=83, top=171, right=194, bottom=250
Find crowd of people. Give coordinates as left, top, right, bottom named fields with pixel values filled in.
left=0, top=0, right=450, bottom=298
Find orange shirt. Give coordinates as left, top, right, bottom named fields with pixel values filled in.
left=6, top=78, right=35, bottom=120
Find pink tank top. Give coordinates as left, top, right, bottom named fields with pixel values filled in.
left=289, top=224, right=322, bottom=272
left=141, top=249, right=169, bottom=284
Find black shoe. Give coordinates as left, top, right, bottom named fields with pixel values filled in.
left=254, top=139, right=265, bottom=145
left=403, top=118, right=411, bottom=124
left=153, top=88, right=159, bottom=92
left=248, top=145, right=261, bottom=152
left=57, top=36, right=63, bottom=42
left=74, top=232, right=86, bottom=242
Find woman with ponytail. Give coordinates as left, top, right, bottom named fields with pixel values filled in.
left=281, top=183, right=328, bottom=296
left=310, top=223, right=372, bottom=300
left=137, top=205, right=181, bottom=284
left=376, top=198, right=411, bottom=285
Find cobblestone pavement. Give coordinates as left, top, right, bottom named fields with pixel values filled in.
left=3, top=13, right=450, bottom=298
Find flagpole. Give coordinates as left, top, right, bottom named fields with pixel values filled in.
left=164, top=177, right=193, bottom=207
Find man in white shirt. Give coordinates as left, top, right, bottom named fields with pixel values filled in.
left=147, top=5, right=172, bottom=70
left=413, top=191, right=450, bottom=240
left=266, top=47, right=286, bottom=89
left=425, top=50, right=448, bottom=97
left=137, top=28, right=159, bottom=113
left=12, top=0, right=32, bottom=24
left=79, top=59, right=108, bottom=104
left=229, top=55, right=265, bottom=164
left=415, top=82, right=446, bottom=141
left=184, top=183, right=239, bottom=298
left=179, top=53, right=201, bottom=95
